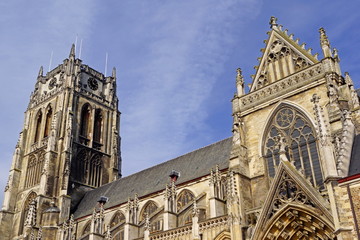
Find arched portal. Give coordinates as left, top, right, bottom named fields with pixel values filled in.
left=260, top=205, right=336, bottom=240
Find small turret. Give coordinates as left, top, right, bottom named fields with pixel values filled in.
left=319, top=27, right=332, bottom=58
left=269, top=16, right=278, bottom=29
left=112, top=67, right=116, bottom=79
left=236, top=68, right=245, bottom=96
left=69, top=44, right=75, bottom=59
left=38, top=66, right=43, bottom=77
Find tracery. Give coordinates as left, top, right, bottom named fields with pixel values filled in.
left=263, top=106, right=323, bottom=188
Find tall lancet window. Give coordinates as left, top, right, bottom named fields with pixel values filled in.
left=93, top=109, right=102, bottom=149
left=43, top=107, right=52, bottom=138
left=34, top=111, right=42, bottom=143
left=79, top=104, right=91, bottom=145
left=263, top=105, right=324, bottom=189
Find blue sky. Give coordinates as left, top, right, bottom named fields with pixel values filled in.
left=0, top=1, right=359, bottom=204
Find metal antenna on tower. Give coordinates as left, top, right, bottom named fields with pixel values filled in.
left=79, top=39, right=83, bottom=59
left=105, top=52, right=108, bottom=76
left=48, top=51, right=54, bottom=71
left=75, top=35, right=78, bottom=55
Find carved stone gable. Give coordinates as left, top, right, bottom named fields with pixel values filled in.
left=252, top=161, right=334, bottom=240
left=250, top=20, right=319, bottom=92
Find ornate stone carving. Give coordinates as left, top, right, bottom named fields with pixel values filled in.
left=267, top=172, right=316, bottom=219
left=25, top=199, right=37, bottom=227
left=239, top=64, right=324, bottom=112
left=236, top=68, right=245, bottom=96
left=104, top=225, right=112, bottom=240
left=311, top=94, right=331, bottom=146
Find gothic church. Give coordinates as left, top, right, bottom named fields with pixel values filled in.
left=1, top=17, right=360, bottom=240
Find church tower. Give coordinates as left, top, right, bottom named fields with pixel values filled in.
left=0, top=45, right=121, bottom=239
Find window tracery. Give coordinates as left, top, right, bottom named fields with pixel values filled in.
left=43, top=107, right=52, bottom=138
left=73, top=150, right=102, bottom=187
left=110, top=211, right=125, bottom=228
left=177, top=190, right=195, bottom=213
left=34, top=111, right=42, bottom=143
left=19, top=192, right=37, bottom=235
left=140, top=201, right=158, bottom=222
left=25, top=151, right=45, bottom=188
left=93, top=109, right=102, bottom=150
left=263, top=106, right=323, bottom=188
left=79, top=104, right=91, bottom=146
left=82, top=221, right=91, bottom=235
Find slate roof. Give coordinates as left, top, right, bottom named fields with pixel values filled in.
left=349, top=134, right=360, bottom=176
left=73, top=137, right=232, bottom=218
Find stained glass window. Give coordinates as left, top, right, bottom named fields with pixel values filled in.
left=263, top=106, right=323, bottom=189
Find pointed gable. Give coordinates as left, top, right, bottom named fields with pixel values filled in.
left=252, top=160, right=335, bottom=239
left=250, top=17, right=319, bottom=92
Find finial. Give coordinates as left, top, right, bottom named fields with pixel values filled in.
left=38, top=66, right=43, bottom=77
left=236, top=68, right=245, bottom=96
left=319, top=27, right=329, bottom=46
left=319, top=27, right=332, bottom=58
left=112, top=67, right=116, bottom=78
left=69, top=44, right=75, bottom=58
left=269, top=16, right=278, bottom=29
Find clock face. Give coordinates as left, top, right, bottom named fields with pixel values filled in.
left=49, top=78, right=57, bottom=90
left=87, top=78, right=98, bottom=90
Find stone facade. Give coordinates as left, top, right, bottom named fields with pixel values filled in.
left=1, top=17, right=360, bottom=240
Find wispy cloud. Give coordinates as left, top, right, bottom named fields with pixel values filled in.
left=0, top=0, right=98, bottom=204
left=120, top=0, right=261, bottom=173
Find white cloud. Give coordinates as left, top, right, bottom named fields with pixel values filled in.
left=120, top=0, right=261, bottom=174
left=0, top=0, right=98, bottom=205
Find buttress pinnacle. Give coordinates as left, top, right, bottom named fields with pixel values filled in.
left=69, top=44, right=75, bottom=58
left=38, top=66, right=43, bottom=77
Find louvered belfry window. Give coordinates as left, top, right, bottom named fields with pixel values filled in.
left=263, top=106, right=324, bottom=188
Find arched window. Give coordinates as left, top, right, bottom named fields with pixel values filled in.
left=140, top=201, right=158, bottom=222
left=80, top=104, right=91, bottom=145
left=93, top=109, right=102, bottom=149
left=82, top=221, right=91, bottom=236
left=88, top=154, right=102, bottom=187
left=25, top=151, right=45, bottom=188
left=43, top=107, right=52, bottom=138
left=34, top=111, right=42, bottom=143
left=19, top=192, right=37, bottom=235
left=113, top=230, right=124, bottom=240
left=110, top=211, right=125, bottom=228
left=73, top=150, right=102, bottom=187
left=177, top=190, right=195, bottom=213
left=263, top=106, right=323, bottom=188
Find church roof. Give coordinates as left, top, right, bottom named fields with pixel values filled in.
left=73, top=137, right=232, bottom=218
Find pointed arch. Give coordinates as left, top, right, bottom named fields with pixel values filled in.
left=110, top=211, right=125, bottom=228
left=257, top=204, right=336, bottom=240
left=73, top=149, right=88, bottom=184
left=82, top=220, right=91, bottom=235
left=262, top=103, right=324, bottom=188
left=214, top=230, right=231, bottom=240
left=43, top=105, right=53, bottom=138
left=34, top=110, right=43, bottom=143
left=177, top=189, right=195, bottom=213
left=92, top=108, right=102, bottom=149
left=139, top=200, right=158, bottom=222
left=19, top=192, right=37, bottom=235
left=25, top=150, right=45, bottom=188
left=79, top=103, right=91, bottom=146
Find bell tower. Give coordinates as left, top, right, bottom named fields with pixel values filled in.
left=0, top=45, right=121, bottom=239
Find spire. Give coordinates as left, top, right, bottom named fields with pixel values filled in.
left=69, top=44, right=75, bottom=59
left=236, top=68, right=245, bottom=96
left=112, top=67, right=116, bottom=79
left=319, top=28, right=332, bottom=58
left=269, top=16, right=278, bottom=29
left=38, top=66, right=43, bottom=77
